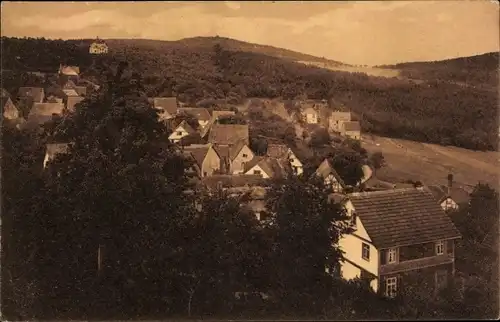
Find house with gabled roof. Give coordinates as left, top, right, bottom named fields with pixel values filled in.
left=214, top=141, right=255, bottom=174
left=178, top=107, right=211, bottom=128
left=58, top=64, right=80, bottom=84
left=266, top=143, right=304, bottom=175
left=341, top=121, right=361, bottom=140
left=329, top=111, right=352, bottom=132
left=427, top=180, right=470, bottom=213
left=208, top=124, right=249, bottom=146
left=338, top=187, right=462, bottom=298
left=89, top=38, right=109, bottom=54
left=44, top=143, right=71, bottom=169
left=1, top=96, right=20, bottom=120
left=243, top=156, right=290, bottom=179
left=151, top=97, right=178, bottom=121
left=63, top=89, right=79, bottom=98
left=169, top=120, right=196, bottom=143
left=18, top=87, right=45, bottom=103
left=315, top=158, right=346, bottom=193
left=26, top=102, right=64, bottom=127
left=301, top=103, right=319, bottom=124
left=182, top=143, right=221, bottom=178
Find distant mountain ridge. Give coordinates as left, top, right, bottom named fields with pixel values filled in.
left=103, top=36, right=348, bottom=67
left=378, top=52, right=499, bottom=70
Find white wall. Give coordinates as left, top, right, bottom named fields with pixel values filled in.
left=441, top=198, right=459, bottom=211
left=245, top=164, right=270, bottom=178
left=288, top=150, right=303, bottom=175
left=339, top=200, right=379, bottom=291
left=306, top=113, right=318, bottom=124
left=201, top=147, right=221, bottom=177
left=232, top=145, right=254, bottom=174
left=169, top=125, right=189, bottom=143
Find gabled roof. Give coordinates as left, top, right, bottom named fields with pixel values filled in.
left=202, top=174, right=267, bottom=190
left=183, top=144, right=218, bottom=168
left=59, top=65, right=80, bottom=76
left=244, top=156, right=290, bottom=179
left=208, top=124, right=249, bottom=145
left=173, top=120, right=196, bottom=135
left=212, top=110, right=235, bottom=120
left=44, top=143, right=70, bottom=168
left=427, top=185, right=470, bottom=205
left=266, top=143, right=290, bottom=159
left=74, top=86, right=87, bottom=96
left=330, top=111, right=352, bottom=121
left=63, top=89, right=79, bottom=97
left=343, top=121, right=361, bottom=132
left=66, top=96, right=85, bottom=112
left=1, top=88, right=10, bottom=98
left=18, top=87, right=44, bottom=102
left=315, top=159, right=346, bottom=187
left=27, top=103, right=64, bottom=125
left=347, top=188, right=462, bottom=249
left=178, top=107, right=211, bottom=121
left=153, top=97, right=178, bottom=115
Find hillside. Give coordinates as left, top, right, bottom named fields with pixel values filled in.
left=379, top=52, right=499, bottom=89
left=104, top=36, right=347, bottom=66
left=1, top=36, right=498, bottom=151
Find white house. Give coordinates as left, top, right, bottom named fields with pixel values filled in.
left=89, top=38, right=109, bottom=54
left=337, top=188, right=462, bottom=298
left=266, top=143, right=304, bottom=175
left=315, top=159, right=346, bottom=193
left=168, top=120, right=196, bottom=143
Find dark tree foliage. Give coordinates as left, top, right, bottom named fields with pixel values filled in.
left=217, top=114, right=247, bottom=125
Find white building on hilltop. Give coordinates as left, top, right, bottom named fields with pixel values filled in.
left=89, top=38, right=108, bottom=54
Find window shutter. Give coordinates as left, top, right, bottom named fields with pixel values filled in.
left=381, top=250, right=387, bottom=265
left=380, top=277, right=387, bottom=296
left=397, top=275, right=403, bottom=297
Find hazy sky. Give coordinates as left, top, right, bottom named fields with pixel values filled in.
left=1, top=1, right=498, bottom=66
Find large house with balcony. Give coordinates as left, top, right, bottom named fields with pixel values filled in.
left=338, top=187, right=461, bottom=298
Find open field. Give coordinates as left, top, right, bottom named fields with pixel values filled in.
left=297, top=61, right=401, bottom=78
left=362, top=134, right=500, bottom=192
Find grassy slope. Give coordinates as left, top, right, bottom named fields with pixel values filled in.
left=363, top=134, right=500, bottom=191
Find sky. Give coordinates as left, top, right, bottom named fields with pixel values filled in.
left=1, top=1, right=498, bottom=66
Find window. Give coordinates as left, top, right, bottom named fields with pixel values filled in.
left=388, top=248, right=398, bottom=264
left=242, top=153, right=248, bottom=158
left=362, top=243, right=370, bottom=261
left=385, top=277, right=398, bottom=298
left=350, top=213, right=357, bottom=229
left=177, top=131, right=183, bottom=135
left=435, top=240, right=445, bottom=255
left=253, top=169, right=262, bottom=175
left=203, top=172, right=208, bottom=177
left=255, top=211, right=261, bottom=221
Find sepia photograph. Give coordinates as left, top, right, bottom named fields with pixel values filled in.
left=1, top=0, right=499, bottom=320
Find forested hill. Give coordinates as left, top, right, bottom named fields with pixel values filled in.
left=105, top=36, right=347, bottom=66
left=1, top=36, right=498, bottom=151
left=379, top=52, right=499, bottom=89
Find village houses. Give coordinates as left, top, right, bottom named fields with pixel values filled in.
left=341, top=121, right=362, bottom=140
left=18, top=87, right=45, bottom=103
left=1, top=95, right=20, bottom=120
left=214, top=141, right=255, bottom=175
left=183, top=144, right=221, bottom=178
left=150, top=97, right=179, bottom=121
left=315, top=158, right=346, bottom=193
left=168, top=120, right=196, bottom=143
left=266, top=143, right=304, bottom=175
left=58, top=64, right=80, bottom=84
left=338, top=187, right=462, bottom=298
left=302, top=103, right=319, bottom=124
left=427, top=174, right=470, bottom=212
left=178, top=107, right=211, bottom=128
left=243, top=156, right=290, bottom=179
left=329, top=111, right=352, bottom=132
left=26, top=102, right=64, bottom=128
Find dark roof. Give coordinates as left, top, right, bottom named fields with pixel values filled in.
left=208, top=124, right=249, bottom=145
left=66, top=96, right=85, bottom=112
left=63, top=80, right=77, bottom=89
left=427, top=185, right=470, bottom=204
left=212, top=110, right=235, bottom=120
left=343, top=121, right=361, bottom=132
left=244, top=156, right=289, bottom=178
left=59, top=65, right=80, bottom=76
left=178, top=107, right=211, bottom=121
left=315, top=159, right=346, bottom=187
left=153, top=97, right=178, bottom=115
left=202, top=174, right=268, bottom=190
left=266, top=143, right=290, bottom=159
left=74, top=86, right=87, bottom=96
left=348, top=188, right=462, bottom=249
left=18, top=87, right=44, bottom=102
left=174, top=120, right=196, bottom=135
left=183, top=144, right=217, bottom=168
left=363, top=177, right=396, bottom=190
left=27, top=103, right=64, bottom=125
left=1, top=88, right=10, bottom=98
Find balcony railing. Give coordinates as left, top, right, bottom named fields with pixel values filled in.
left=380, top=253, right=454, bottom=275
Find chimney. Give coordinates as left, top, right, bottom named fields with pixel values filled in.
left=447, top=173, right=453, bottom=195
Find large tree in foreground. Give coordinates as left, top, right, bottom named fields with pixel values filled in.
left=265, top=174, right=352, bottom=314
left=30, top=61, right=196, bottom=318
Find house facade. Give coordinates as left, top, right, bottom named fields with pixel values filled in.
left=230, top=143, right=255, bottom=174
left=152, top=97, right=179, bottom=121
left=168, top=120, right=195, bottom=143
left=341, top=121, right=361, bottom=140
left=178, top=107, right=211, bottom=128
left=89, top=40, right=109, bottom=54
left=266, top=144, right=304, bottom=175
left=303, top=106, right=318, bottom=124
left=329, top=111, right=352, bottom=132
left=338, top=188, right=462, bottom=298
left=315, top=159, right=345, bottom=193
left=183, top=144, right=221, bottom=177
left=243, top=156, right=290, bottom=179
